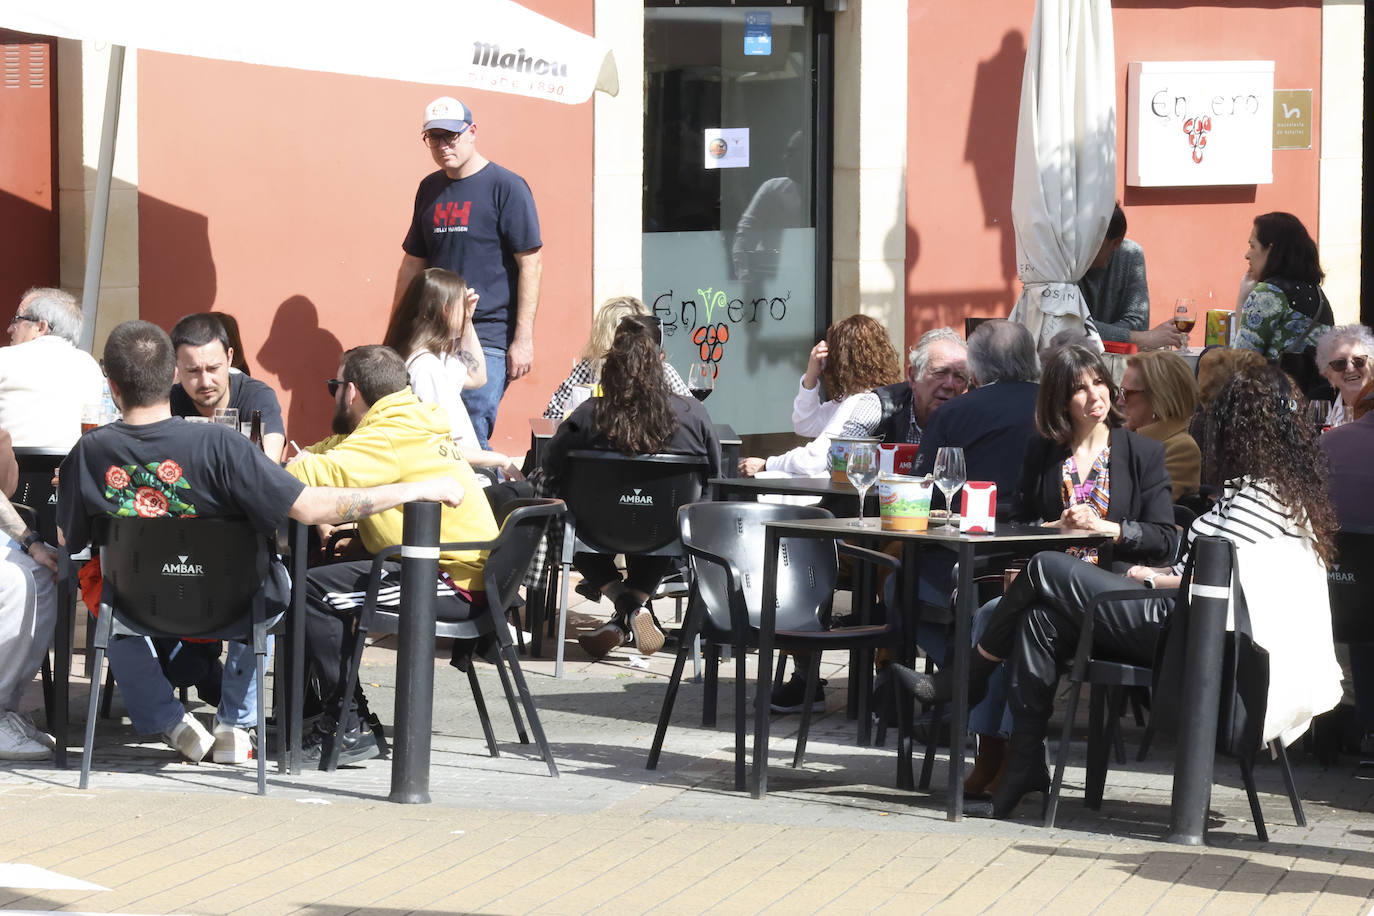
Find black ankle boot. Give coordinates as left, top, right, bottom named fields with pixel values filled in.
left=890, top=652, right=999, bottom=710
left=969, top=725, right=1050, bottom=819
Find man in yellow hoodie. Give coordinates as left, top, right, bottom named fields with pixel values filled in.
left=288, top=345, right=498, bottom=764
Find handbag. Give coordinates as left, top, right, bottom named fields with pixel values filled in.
left=1150, top=539, right=1268, bottom=759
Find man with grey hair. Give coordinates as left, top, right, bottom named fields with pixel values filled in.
left=843, top=327, right=969, bottom=443
left=0, top=287, right=106, bottom=448
left=912, top=319, right=1040, bottom=488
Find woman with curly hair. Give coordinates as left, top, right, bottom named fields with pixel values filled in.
left=540, top=315, right=721, bottom=659
left=541, top=295, right=692, bottom=419
left=739, top=314, right=903, bottom=477
left=1236, top=212, right=1334, bottom=362
left=903, top=363, right=1340, bottom=819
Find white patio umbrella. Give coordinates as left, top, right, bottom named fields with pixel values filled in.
left=1007, top=0, right=1117, bottom=351
left=0, top=0, right=619, bottom=348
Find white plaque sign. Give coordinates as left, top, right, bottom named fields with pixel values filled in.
left=1127, top=61, right=1274, bottom=187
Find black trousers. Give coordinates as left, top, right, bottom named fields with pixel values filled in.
left=572, top=553, right=674, bottom=596
left=304, top=559, right=474, bottom=722
left=979, top=551, right=1173, bottom=728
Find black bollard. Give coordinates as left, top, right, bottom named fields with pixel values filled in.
left=390, top=500, right=441, bottom=805
left=1166, top=536, right=1232, bottom=845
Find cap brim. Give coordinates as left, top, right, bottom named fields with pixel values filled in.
left=423, top=119, right=470, bottom=133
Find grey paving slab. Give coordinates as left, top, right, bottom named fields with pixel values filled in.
left=0, top=592, right=1371, bottom=914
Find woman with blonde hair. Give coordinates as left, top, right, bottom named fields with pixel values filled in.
left=542, top=296, right=691, bottom=419
left=1119, top=349, right=1201, bottom=500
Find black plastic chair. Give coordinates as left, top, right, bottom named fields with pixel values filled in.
left=80, top=517, right=275, bottom=795
left=1045, top=561, right=1306, bottom=839
left=551, top=451, right=709, bottom=677
left=1329, top=526, right=1374, bottom=643
left=647, top=501, right=905, bottom=791
left=325, top=498, right=564, bottom=776
left=1045, top=586, right=1178, bottom=827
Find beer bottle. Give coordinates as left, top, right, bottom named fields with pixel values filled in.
left=249, top=409, right=263, bottom=451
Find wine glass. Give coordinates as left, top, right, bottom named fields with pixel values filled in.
left=687, top=361, right=715, bottom=402
left=845, top=442, right=878, bottom=527
left=1173, top=298, right=1197, bottom=341
left=933, top=447, right=966, bottom=529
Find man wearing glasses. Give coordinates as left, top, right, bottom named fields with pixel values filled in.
left=0, top=288, right=105, bottom=448
left=394, top=96, right=543, bottom=451
left=841, top=327, right=971, bottom=445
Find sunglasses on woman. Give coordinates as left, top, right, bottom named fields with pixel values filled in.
left=1328, top=355, right=1368, bottom=373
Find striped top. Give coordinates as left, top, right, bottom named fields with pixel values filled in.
left=1176, top=477, right=1310, bottom=574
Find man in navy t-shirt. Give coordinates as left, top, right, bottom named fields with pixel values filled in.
left=395, top=96, right=542, bottom=449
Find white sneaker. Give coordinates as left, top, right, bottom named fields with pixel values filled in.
left=0, top=713, right=50, bottom=760
left=163, top=712, right=212, bottom=763
left=5, top=711, right=55, bottom=750
left=211, top=719, right=253, bottom=764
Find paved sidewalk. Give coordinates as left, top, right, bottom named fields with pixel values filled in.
left=2, top=597, right=1373, bottom=914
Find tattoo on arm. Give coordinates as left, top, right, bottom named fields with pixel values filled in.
left=335, top=492, right=374, bottom=522
left=458, top=349, right=481, bottom=373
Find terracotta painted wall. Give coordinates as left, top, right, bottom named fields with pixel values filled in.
left=905, top=0, right=1322, bottom=348
left=136, top=0, right=594, bottom=454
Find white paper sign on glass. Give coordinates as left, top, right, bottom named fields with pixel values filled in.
left=704, top=128, right=751, bottom=170
left=1126, top=60, right=1274, bottom=187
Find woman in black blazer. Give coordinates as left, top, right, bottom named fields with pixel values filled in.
left=899, top=345, right=1176, bottom=816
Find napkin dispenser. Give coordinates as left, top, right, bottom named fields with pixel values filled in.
left=960, top=481, right=996, bottom=533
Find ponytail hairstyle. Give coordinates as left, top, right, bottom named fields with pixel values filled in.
left=595, top=315, right=678, bottom=455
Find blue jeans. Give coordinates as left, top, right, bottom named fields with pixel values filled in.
left=969, top=597, right=1014, bottom=736
left=461, top=345, right=509, bottom=450
left=107, top=634, right=272, bottom=734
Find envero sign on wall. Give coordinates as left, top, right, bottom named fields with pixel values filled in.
left=1127, top=60, right=1274, bottom=187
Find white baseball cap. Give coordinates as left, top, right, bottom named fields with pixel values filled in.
left=422, top=96, right=474, bottom=133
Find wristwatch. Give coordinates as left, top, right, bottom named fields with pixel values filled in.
left=1142, top=571, right=1157, bottom=589
left=18, top=531, right=41, bottom=555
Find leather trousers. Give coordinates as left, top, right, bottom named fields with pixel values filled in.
left=979, top=551, right=1173, bottom=724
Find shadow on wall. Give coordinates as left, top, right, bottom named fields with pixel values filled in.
left=138, top=193, right=218, bottom=321
left=903, top=29, right=1026, bottom=346
left=0, top=190, right=59, bottom=315
left=257, top=295, right=342, bottom=447
left=966, top=29, right=1025, bottom=299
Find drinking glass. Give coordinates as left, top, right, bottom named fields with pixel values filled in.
left=213, top=407, right=239, bottom=429
left=1173, top=298, right=1197, bottom=338
left=933, top=447, right=966, bottom=529
left=80, top=403, right=102, bottom=435
left=687, top=361, right=715, bottom=402
left=845, top=442, right=878, bottom=527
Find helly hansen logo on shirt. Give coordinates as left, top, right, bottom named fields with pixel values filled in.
left=433, top=201, right=472, bottom=232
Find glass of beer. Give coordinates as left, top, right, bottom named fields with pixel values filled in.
left=1174, top=298, right=1197, bottom=338
left=81, top=403, right=101, bottom=434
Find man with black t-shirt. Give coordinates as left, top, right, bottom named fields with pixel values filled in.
left=169, top=313, right=287, bottom=463
left=394, top=96, right=543, bottom=450
left=57, top=321, right=465, bottom=767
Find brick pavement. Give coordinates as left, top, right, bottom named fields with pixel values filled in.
left=1, top=597, right=1372, bottom=914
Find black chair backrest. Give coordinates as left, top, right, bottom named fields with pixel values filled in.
left=98, top=516, right=268, bottom=637
left=679, top=501, right=838, bottom=633
left=562, top=450, right=708, bottom=555
left=12, top=447, right=67, bottom=546
left=480, top=498, right=564, bottom=612
left=1329, top=526, right=1374, bottom=643
left=1172, top=503, right=1197, bottom=565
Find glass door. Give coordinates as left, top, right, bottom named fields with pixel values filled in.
left=643, top=2, right=830, bottom=434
